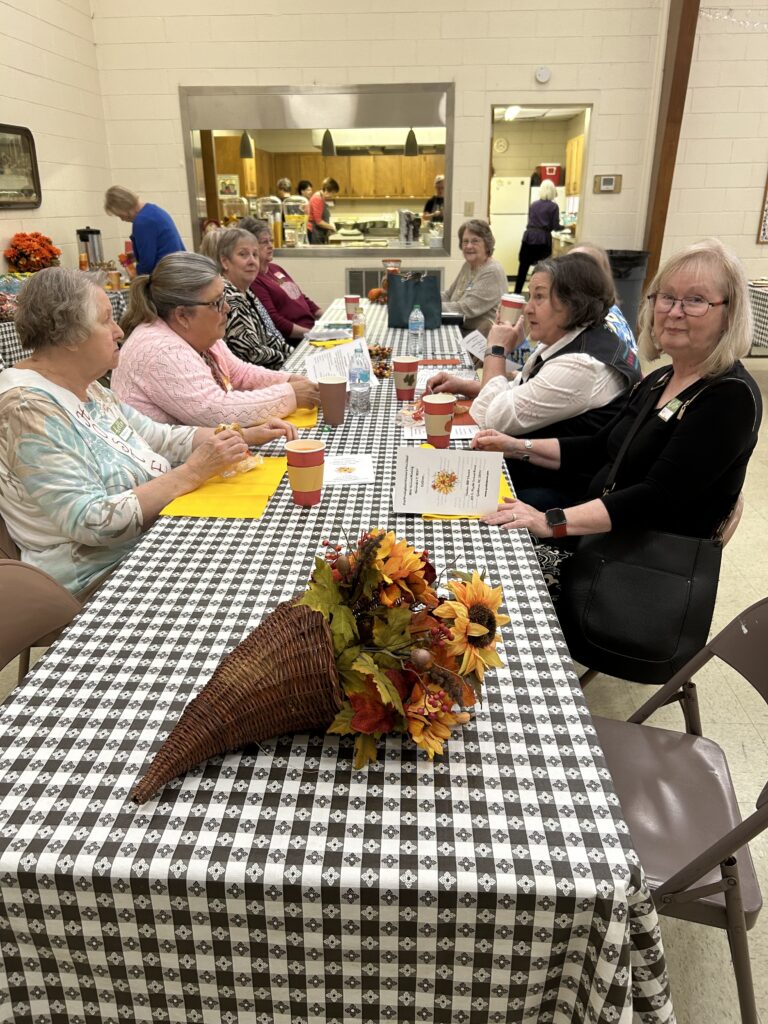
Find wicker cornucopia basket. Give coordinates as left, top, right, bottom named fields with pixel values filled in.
left=131, top=602, right=342, bottom=803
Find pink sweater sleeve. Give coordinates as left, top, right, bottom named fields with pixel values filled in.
left=137, top=339, right=297, bottom=427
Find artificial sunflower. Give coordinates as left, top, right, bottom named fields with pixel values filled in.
left=433, top=572, right=510, bottom=683
left=405, top=681, right=470, bottom=759
left=372, top=530, right=438, bottom=608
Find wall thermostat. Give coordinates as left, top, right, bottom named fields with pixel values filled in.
left=535, top=66, right=551, bottom=84
left=593, top=174, right=623, bottom=194
left=493, top=137, right=509, bottom=154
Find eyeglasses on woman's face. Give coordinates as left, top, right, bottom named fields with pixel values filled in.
left=184, top=292, right=228, bottom=314
left=648, top=292, right=729, bottom=317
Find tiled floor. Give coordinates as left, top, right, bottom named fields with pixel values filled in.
left=2, top=357, right=767, bottom=1023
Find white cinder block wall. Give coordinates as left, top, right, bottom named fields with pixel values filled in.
left=0, top=0, right=114, bottom=269
left=2, top=0, right=767, bottom=301
left=661, top=2, right=768, bottom=278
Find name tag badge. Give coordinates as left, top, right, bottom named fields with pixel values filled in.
left=658, top=398, right=682, bottom=422
left=110, top=417, right=128, bottom=436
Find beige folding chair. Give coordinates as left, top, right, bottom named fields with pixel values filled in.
left=593, top=596, right=768, bottom=1024
left=0, top=559, right=83, bottom=682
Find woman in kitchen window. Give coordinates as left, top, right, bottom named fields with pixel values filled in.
left=514, top=179, right=562, bottom=294
left=250, top=222, right=323, bottom=344
left=307, top=178, right=339, bottom=245
left=441, top=219, right=507, bottom=338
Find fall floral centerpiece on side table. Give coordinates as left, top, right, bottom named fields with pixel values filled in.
left=4, top=231, right=61, bottom=273
left=300, top=529, right=510, bottom=767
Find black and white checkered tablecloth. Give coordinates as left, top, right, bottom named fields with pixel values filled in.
left=0, top=291, right=128, bottom=370
left=0, top=311, right=674, bottom=1023
left=749, top=283, right=768, bottom=352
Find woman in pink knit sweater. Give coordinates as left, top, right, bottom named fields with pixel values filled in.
left=112, top=253, right=318, bottom=426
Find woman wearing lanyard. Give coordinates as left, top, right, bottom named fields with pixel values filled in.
left=0, top=268, right=285, bottom=594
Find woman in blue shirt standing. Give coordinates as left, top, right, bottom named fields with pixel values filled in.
left=105, top=185, right=185, bottom=276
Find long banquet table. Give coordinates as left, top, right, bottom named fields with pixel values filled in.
left=0, top=301, right=673, bottom=1023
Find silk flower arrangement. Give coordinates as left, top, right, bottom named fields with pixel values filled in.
left=132, top=530, right=509, bottom=802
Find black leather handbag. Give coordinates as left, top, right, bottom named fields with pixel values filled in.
left=558, top=381, right=723, bottom=685
left=387, top=272, right=442, bottom=330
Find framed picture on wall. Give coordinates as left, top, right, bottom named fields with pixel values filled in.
left=217, top=174, right=240, bottom=198
left=0, top=124, right=42, bottom=209
left=758, top=170, right=768, bottom=244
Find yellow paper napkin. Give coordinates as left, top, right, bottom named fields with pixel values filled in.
left=160, top=457, right=287, bottom=519
left=285, top=406, right=318, bottom=428
left=423, top=475, right=515, bottom=520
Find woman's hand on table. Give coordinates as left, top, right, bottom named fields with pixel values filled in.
left=181, top=429, right=249, bottom=486
left=245, top=418, right=298, bottom=445
left=290, top=378, right=320, bottom=407
left=472, top=429, right=517, bottom=456
left=483, top=497, right=551, bottom=536
left=425, top=372, right=481, bottom=398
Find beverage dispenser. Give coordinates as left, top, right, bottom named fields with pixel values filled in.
left=255, top=196, right=283, bottom=248
left=76, top=227, right=104, bottom=270
left=398, top=210, right=421, bottom=246
left=282, top=195, right=308, bottom=247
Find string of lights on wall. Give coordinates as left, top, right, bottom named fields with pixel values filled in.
left=699, top=7, right=768, bottom=30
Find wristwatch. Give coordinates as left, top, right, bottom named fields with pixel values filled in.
left=520, top=439, right=534, bottom=463
left=486, top=345, right=506, bottom=358
left=545, top=508, right=568, bottom=539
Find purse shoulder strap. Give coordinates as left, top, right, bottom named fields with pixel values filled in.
left=602, top=375, right=665, bottom=493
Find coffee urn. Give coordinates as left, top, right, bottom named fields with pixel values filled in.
left=76, top=227, right=104, bottom=269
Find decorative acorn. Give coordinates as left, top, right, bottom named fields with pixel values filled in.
left=131, top=602, right=342, bottom=803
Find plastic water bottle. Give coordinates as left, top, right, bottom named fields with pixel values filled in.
left=408, top=304, right=425, bottom=356
left=348, top=341, right=371, bottom=417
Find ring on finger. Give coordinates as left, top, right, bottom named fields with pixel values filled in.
left=510, top=513, right=517, bottom=522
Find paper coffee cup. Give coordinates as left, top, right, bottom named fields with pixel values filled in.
left=318, top=376, right=347, bottom=426
left=344, top=294, right=361, bottom=320
left=422, top=394, right=456, bottom=449
left=499, top=293, right=526, bottom=325
left=286, top=440, right=325, bottom=506
left=393, top=356, right=420, bottom=401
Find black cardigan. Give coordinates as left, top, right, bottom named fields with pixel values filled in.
left=559, top=362, right=762, bottom=538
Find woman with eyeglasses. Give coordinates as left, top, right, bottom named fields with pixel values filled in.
left=475, top=239, right=761, bottom=571
left=112, top=252, right=318, bottom=428
left=0, top=268, right=275, bottom=593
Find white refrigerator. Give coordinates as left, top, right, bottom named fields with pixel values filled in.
left=490, top=179, right=567, bottom=278
left=489, top=177, right=529, bottom=279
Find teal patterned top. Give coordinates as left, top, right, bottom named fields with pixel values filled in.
left=0, top=370, right=195, bottom=593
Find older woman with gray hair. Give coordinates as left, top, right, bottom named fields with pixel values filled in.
left=514, top=178, right=562, bottom=294
left=111, top=252, right=318, bottom=427
left=217, top=227, right=291, bottom=368
left=104, top=185, right=185, bottom=277
left=441, top=219, right=507, bottom=338
left=0, top=268, right=270, bottom=593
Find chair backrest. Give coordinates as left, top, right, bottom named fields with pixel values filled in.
left=0, top=559, right=81, bottom=673
left=0, top=512, right=20, bottom=560
left=707, top=596, right=768, bottom=705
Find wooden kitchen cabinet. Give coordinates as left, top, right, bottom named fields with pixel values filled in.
left=565, top=134, right=584, bottom=196
left=373, top=155, right=405, bottom=197
left=348, top=155, right=375, bottom=197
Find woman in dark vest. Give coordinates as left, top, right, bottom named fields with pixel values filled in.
left=466, top=253, right=640, bottom=507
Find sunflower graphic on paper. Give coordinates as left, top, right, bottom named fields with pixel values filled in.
left=431, top=470, right=458, bottom=495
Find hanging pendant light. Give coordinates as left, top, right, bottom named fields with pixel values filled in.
left=321, top=129, right=336, bottom=157
left=404, top=128, right=419, bottom=157
left=239, top=130, right=253, bottom=159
